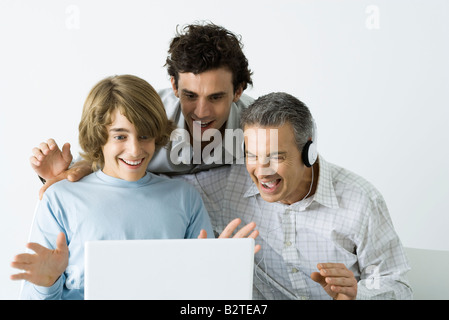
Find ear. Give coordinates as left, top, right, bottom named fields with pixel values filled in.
left=170, top=77, right=179, bottom=98
left=233, top=84, right=244, bottom=102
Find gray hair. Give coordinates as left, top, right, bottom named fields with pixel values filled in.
left=240, top=92, right=314, bottom=152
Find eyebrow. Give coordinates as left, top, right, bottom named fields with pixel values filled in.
left=109, top=128, right=130, bottom=133
left=246, top=151, right=288, bottom=157
left=181, top=89, right=196, bottom=96
left=181, top=89, right=227, bottom=97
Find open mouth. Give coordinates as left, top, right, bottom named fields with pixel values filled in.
left=193, top=119, right=215, bottom=129
left=119, top=158, right=145, bottom=168
left=200, top=120, right=213, bottom=128
left=260, top=179, right=281, bottom=192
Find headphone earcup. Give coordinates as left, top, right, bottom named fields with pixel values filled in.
left=302, top=140, right=317, bottom=167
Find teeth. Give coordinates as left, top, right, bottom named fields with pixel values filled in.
left=261, top=180, right=278, bottom=188
left=194, top=120, right=213, bottom=127
left=122, top=159, right=142, bottom=166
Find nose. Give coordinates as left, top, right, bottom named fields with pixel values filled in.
left=254, top=156, right=278, bottom=177
left=194, top=98, right=212, bottom=120
left=127, top=137, right=142, bottom=157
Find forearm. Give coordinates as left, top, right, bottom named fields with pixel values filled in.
left=356, top=198, right=413, bottom=300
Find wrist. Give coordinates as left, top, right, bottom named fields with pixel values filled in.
left=34, top=274, right=65, bottom=296
left=41, top=274, right=63, bottom=287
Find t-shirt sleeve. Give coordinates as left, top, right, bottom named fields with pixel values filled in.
left=183, top=185, right=215, bottom=239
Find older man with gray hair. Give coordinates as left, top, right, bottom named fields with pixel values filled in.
left=181, top=92, right=412, bottom=300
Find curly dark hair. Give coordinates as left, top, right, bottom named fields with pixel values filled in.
left=165, top=22, right=253, bottom=93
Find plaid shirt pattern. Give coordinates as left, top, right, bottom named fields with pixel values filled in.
left=178, top=155, right=412, bottom=300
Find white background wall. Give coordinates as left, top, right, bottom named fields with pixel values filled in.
left=1, top=0, right=448, bottom=299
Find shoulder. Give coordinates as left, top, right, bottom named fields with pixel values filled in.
left=232, top=93, right=254, bottom=117
left=44, top=172, right=95, bottom=194
left=237, top=93, right=255, bottom=109
left=149, top=173, right=199, bottom=196
left=225, top=93, right=255, bottom=131
left=158, top=88, right=179, bottom=117
left=42, top=172, right=103, bottom=204
left=319, top=159, right=394, bottom=233
left=324, top=161, right=385, bottom=213
left=330, top=162, right=383, bottom=201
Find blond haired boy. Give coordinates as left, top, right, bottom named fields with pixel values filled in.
left=12, top=75, right=218, bottom=299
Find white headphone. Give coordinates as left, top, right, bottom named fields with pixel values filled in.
left=301, top=118, right=318, bottom=167
left=240, top=118, right=318, bottom=167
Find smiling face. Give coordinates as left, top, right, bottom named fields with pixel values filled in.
left=171, top=67, right=243, bottom=146
left=102, top=109, right=155, bottom=181
left=244, top=122, right=314, bottom=205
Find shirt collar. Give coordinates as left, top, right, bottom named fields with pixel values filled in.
left=313, top=155, right=340, bottom=209
left=243, top=155, right=340, bottom=209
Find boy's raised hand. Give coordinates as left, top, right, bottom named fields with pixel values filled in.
left=198, top=218, right=261, bottom=253
left=10, top=232, right=69, bottom=287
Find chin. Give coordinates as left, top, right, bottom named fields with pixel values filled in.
left=258, top=192, right=280, bottom=203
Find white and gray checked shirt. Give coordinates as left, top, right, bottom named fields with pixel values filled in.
left=178, top=155, right=413, bottom=300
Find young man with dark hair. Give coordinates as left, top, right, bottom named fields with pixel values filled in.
left=31, top=22, right=254, bottom=191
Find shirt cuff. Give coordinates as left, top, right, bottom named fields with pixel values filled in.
left=34, top=275, right=64, bottom=296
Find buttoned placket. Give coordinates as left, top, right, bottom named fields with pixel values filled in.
left=281, top=207, right=310, bottom=300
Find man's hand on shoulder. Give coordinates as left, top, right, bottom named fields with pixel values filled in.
left=30, top=139, right=73, bottom=180
left=30, top=138, right=93, bottom=199
left=38, top=159, right=93, bottom=200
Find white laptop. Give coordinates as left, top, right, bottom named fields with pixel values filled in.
left=84, top=238, right=254, bottom=300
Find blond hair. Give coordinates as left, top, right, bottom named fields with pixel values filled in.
left=78, top=75, right=175, bottom=170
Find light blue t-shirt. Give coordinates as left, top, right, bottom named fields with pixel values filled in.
left=21, top=170, right=214, bottom=300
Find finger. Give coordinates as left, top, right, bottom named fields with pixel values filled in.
left=11, top=253, right=35, bottom=264
left=249, top=229, right=259, bottom=239
left=318, top=263, right=352, bottom=276
left=325, top=276, right=357, bottom=287
left=10, top=272, right=31, bottom=281
left=39, top=142, right=51, bottom=156
left=10, top=261, right=33, bottom=271
left=46, top=138, right=58, bottom=151
left=243, top=229, right=260, bottom=253
left=30, top=155, right=41, bottom=168
left=246, top=229, right=259, bottom=240
left=197, top=229, right=208, bottom=239
left=26, top=242, right=49, bottom=255
left=31, top=147, right=45, bottom=162
left=55, top=232, right=68, bottom=253
left=67, top=164, right=91, bottom=182
left=320, top=267, right=354, bottom=278
left=330, top=285, right=357, bottom=300
left=233, top=222, right=257, bottom=238
left=61, top=143, right=73, bottom=163
left=310, top=272, right=327, bottom=287
left=318, top=263, right=346, bottom=270
left=218, top=218, right=242, bottom=238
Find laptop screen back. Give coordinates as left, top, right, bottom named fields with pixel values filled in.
left=84, top=238, right=254, bottom=300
